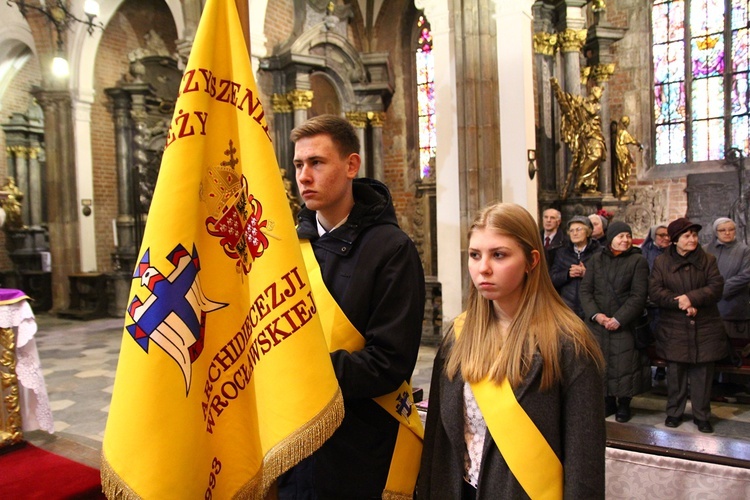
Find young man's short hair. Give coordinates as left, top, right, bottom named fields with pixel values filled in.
left=290, top=114, right=361, bottom=158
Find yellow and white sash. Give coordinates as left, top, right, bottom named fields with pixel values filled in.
left=301, top=240, right=424, bottom=499
left=453, top=313, right=563, bottom=499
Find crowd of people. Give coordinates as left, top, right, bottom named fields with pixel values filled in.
left=274, top=113, right=748, bottom=497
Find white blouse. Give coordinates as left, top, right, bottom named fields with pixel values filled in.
left=463, top=382, right=487, bottom=488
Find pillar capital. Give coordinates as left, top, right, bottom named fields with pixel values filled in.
left=366, top=111, right=386, bottom=127
left=533, top=32, right=558, bottom=56
left=271, top=93, right=292, bottom=113
left=591, top=63, right=616, bottom=84
left=287, top=90, right=314, bottom=110
left=346, top=112, right=368, bottom=128
left=558, top=28, right=588, bottom=53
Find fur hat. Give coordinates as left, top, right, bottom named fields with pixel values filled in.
left=667, top=218, right=702, bottom=242
left=606, top=221, right=632, bottom=247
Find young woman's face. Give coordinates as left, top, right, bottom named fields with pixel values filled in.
left=468, top=228, right=537, bottom=315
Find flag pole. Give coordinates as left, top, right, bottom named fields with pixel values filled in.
left=235, top=0, right=251, bottom=55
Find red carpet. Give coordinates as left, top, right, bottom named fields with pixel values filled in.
left=0, top=443, right=105, bottom=499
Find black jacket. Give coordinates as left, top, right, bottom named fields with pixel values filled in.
left=418, top=331, right=605, bottom=499
left=542, top=229, right=566, bottom=267
left=550, top=238, right=601, bottom=317
left=294, top=178, right=425, bottom=498
left=580, top=246, right=651, bottom=397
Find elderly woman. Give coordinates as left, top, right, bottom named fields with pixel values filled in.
left=580, top=221, right=651, bottom=422
left=705, top=217, right=750, bottom=342
left=551, top=215, right=601, bottom=318
left=649, top=218, right=728, bottom=433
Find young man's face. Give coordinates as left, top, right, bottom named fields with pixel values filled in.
left=293, top=134, right=360, bottom=219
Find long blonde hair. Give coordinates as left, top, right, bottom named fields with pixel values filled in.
left=445, top=203, right=604, bottom=390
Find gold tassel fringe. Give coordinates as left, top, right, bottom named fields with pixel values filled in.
left=233, top=387, right=345, bottom=499
left=100, top=451, right=143, bottom=500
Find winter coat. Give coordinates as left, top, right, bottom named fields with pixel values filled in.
left=579, top=246, right=651, bottom=397
left=295, top=178, right=426, bottom=498
left=641, top=233, right=666, bottom=271
left=418, top=332, right=605, bottom=499
left=705, top=238, right=750, bottom=321
left=550, top=238, right=601, bottom=317
left=542, top=229, right=566, bottom=267
left=648, top=245, right=728, bottom=363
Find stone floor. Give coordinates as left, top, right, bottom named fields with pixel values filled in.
left=20, top=313, right=750, bottom=470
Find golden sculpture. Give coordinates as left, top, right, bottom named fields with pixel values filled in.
left=551, top=78, right=607, bottom=199
left=0, top=177, right=24, bottom=230
left=1, top=326, right=24, bottom=448
left=614, top=116, right=643, bottom=199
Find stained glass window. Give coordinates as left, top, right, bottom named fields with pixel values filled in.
left=652, top=0, right=750, bottom=164
left=416, top=14, right=436, bottom=179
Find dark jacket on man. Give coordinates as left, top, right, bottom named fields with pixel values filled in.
left=418, top=332, right=605, bottom=499
left=580, top=246, right=651, bottom=397
left=541, top=229, right=566, bottom=267
left=705, top=238, right=750, bottom=321
left=293, top=178, right=425, bottom=498
left=649, top=245, right=728, bottom=363
left=550, top=238, right=601, bottom=317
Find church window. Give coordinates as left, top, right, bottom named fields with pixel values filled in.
left=652, top=0, right=749, bottom=164
left=416, top=14, right=436, bottom=179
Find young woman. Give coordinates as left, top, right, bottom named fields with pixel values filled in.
left=418, top=203, right=606, bottom=499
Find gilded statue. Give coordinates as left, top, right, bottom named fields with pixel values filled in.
left=0, top=177, right=24, bottom=230
left=551, top=78, right=607, bottom=199
left=614, top=116, right=643, bottom=198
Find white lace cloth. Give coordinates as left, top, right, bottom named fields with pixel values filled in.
left=0, top=300, right=54, bottom=433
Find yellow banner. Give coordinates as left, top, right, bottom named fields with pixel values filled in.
left=101, top=1, right=343, bottom=498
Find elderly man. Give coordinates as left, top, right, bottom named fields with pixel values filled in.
left=541, top=208, right=565, bottom=266
left=706, top=218, right=750, bottom=344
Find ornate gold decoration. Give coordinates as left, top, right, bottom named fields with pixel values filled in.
left=7, top=145, right=29, bottom=159
left=287, top=89, right=314, bottom=110
left=0, top=326, right=24, bottom=448
left=558, top=28, right=588, bottom=53
left=271, top=93, right=292, bottom=113
left=533, top=32, right=558, bottom=56
left=346, top=112, right=368, bottom=128
left=0, top=177, right=25, bottom=230
left=592, top=63, right=616, bottom=83
left=551, top=77, right=606, bottom=199
left=614, top=116, right=643, bottom=199
left=581, top=66, right=591, bottom=85
left=366, top=111, right=386, bottom=127
left=591, top=0, right=606, bottom=12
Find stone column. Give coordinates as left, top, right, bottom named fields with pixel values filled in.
left=558, top=28, right=588, bottom=95
left=104, top=87, right=136, bottom=270
left=272, top=93, right=295, bottom=196
left=533, top=29, right=559, bottom=197
left=346, top=112, right=368, bottom=178
left=27, top=144, right=43, bottom=227
left=592, top=63, right=616, bottom=198
left=368, top=111, right=385, bottom=182
left=31, top=89, right=80, bottom=311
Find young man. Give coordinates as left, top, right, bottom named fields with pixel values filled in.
left=278, top=115, right=426, bottom=498
left=541, top=208, right=565, bottom=266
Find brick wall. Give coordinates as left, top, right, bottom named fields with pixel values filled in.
left=91, top=0, right=177, bottom=272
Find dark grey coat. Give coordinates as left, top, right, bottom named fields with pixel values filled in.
left=649, top=245, right=728, bottom=363
left=418, top=333, right=605, bottom=499
left=579, top=247, right=651, bottom=397
left=705, top=238, right=750, bottom=321
left=550, top=238, right=601, bottom=317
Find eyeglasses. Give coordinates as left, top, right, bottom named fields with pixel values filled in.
left=717, top=228, right=736, bottom=233
left=568, top=227, right=586, bottom=234
left=655, top=233, right=669, bottom=238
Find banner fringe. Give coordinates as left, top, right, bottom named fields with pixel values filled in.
left=100, top=451, right=143, bottom=500
left=382, top=490, right=414, bottom=500
left=234, top=387, right=345, bottom=499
